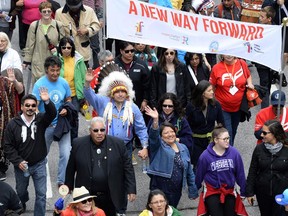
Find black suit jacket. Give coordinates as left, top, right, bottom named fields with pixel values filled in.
left=65, top=135, right=136, bottom=210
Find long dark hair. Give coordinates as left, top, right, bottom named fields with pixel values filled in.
left=157, top=92, right=184, bottom=118
left=191, top=80, right=215, bottom=110
left=264, top=120, right=288, bottom=145
left=158, top=48, right=180, bottom=72
left=146, top=189, right=169, bottom=214
left=57, top=36, right=76, bottom=57
left=184, top=52, right=203, bottom=67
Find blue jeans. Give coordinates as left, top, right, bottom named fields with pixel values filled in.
left=14, top=159, right=47, bottom=216
left=222, top=110, right=241, bottom=146
left=45, top=126, right=71, bottom=185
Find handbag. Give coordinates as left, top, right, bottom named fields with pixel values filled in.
left=246, top=88, right=262, bottom=108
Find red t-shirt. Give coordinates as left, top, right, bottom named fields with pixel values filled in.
left=210, top=59, right=251, bottom=112
left=255, top=106, right=288, bottom=144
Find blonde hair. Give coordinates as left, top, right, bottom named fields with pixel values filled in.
left=68, top=200, right=98, bottom=214
left=0, top=32, right=11, bottom=50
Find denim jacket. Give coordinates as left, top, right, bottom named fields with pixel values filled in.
left=148, top=127, right=199, bottom=199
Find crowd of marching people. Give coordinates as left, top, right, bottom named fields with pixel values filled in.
left=1, top=0, right=288, bottom=215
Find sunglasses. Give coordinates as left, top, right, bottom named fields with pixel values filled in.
left=61, top=46, right=72, bottom=50
left=124, top=49, right=135, bottom=54
left=92, top=128, right=106, bottom=133
left=42, top=10, right=52, bottom=14
left=24, top=103, right=37, bottom=108
left=162, top=104, right=174, bottom=108
left=81, top=198, right=93, bottom=204
left=164, top=51, right=175, bottom=56
left=262, top=131, right=272, bottom=135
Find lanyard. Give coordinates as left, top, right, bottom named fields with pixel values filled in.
left=224, top=62, right=236, bottom=86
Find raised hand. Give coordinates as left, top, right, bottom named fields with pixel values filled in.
left=85, top=68, right=95, bottom=83
left=39, top=87, right=50, bottom=102
left=6, top=68, right=16, bottom=82
left=144, top=105, right=158, bottom=120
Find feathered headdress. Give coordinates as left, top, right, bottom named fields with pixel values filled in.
left=98, top=71, right=135, bottom=100
left=98, top=71, right=135, bottom=136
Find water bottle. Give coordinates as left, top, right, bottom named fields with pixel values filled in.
left=23, top=164, right=30, bottom=177
left=142, top=158, right=148, bottom=174
left=82, top=104, right=92, bottom=121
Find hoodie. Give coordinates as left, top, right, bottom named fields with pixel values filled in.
left=195, top=142, right=246, bottom=196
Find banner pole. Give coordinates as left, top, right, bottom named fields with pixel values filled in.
left=277, top=17, right=288, bottom=119
left=102, top=0, right=106, bottom=50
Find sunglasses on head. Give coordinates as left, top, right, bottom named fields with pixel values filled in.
left=92, top=128, right=106, bottom=133
left=61, top=46, right=72, bottom=50
left=124, top=49, right=135, bottom=54
left=262, top=131, right=272, bottom=135
left=81, top=198, right=93, bottom=204
left=24, top=103, right=37, bottom=108
left=162, top=104, right=174, bottom=108
left=164, top=51, right=175, bottom=56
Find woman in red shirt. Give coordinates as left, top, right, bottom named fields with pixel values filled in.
left=209, top=55, right=254, bottom=146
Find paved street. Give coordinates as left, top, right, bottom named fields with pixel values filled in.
left=4, top=0, right=287, bottom=215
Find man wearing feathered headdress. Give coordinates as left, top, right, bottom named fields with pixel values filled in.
left=84, top=69, right=149, bottom=160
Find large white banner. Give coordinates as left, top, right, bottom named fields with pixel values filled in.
left=107, top=0, right=282, bottom=71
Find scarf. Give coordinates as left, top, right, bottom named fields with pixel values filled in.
left=161, top=112, right=174, bottom=123
left=77, top=209, right=93, bottom=216
left=264, top=142, right=283, bottom=155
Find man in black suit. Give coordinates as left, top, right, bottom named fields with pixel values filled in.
left=65, top=116, right=136, bottom=216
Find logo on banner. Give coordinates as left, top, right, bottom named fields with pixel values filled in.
left=244, top=42, right=264, bottom=54
left=182, top=36, right=189, bottom=45
left=209, top=41, right=219, bottom=52
left=135, top=21, right=144, bottom=36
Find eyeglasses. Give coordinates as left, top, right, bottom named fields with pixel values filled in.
left=81, top=198, right=93, bottom=204
left=162, top=104, right=174, bottom=108
left=217, top=137, right=230, bottom=142
left=42, top=10, right=52, bottom=14
left=164, top=51, right=175, bottom=56
left=24, top=103, right=37, bottom=108
left=150, top=200, right=166, bottom=205
left=124, top=49, right=135, bottom=54
left=262, top=131, right=272, bottom=136
left=61, top=46, right=72, bottom=50
left=92, top=128, right=106, bottom=133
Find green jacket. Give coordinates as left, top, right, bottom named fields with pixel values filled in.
left=139, top=206, right=182, bottom=216
left=56, top=51, right=87, bottom=100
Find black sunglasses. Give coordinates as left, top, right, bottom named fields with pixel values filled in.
left=164, top=51, right=175, bottom=56
left=124, top=49, right=135, bottom=54
left=162, top=104, right=174, bottom=108
left=92, top=128, right=106, bottom=133
left=24, top=103, right=37, bottom=108
left=81, top=198, right=93, bottom=204
left=61, top=46, right=72, bottom=50
left=262, top=131, right=272, bottom=135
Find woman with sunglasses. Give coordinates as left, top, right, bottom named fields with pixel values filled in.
left=246, top=120, right=288, bottom=216
left=139, top=189, right=182, bottom=216
left=23, top=1, right=65, bottom=84
left=186, top=80, right=224, bottom=171
left=54, top=186, right=106, bottom=216
left=145, top=106, right=198, bottom=208
left=114, top=41, right=150, bottom=111
left=150, top=48, right=190, bottom=108
left=55, top=36, right=86, bottom=139
left=147, top=92, right=193, bottom=155
left=195, top=126, right=247, bottom=216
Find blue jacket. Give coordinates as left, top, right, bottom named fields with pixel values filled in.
left=148, top=127, right=198, bottom=199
